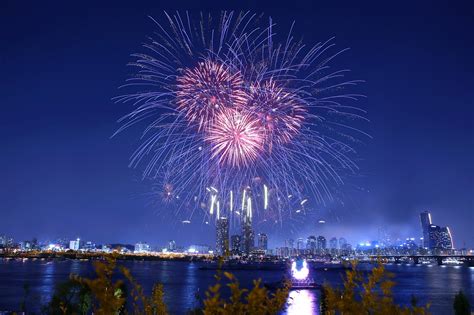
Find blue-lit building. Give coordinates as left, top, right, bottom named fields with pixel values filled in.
left=428, top=225, right=454, bottom=251
left=420, top=211, right=454, bottom=252
left=420, top=211, right=432, bottom=248
left=216, top=217, right=229, bottom=256
left=306, top=235, right=317, bottom=254
left=230, top=235, right=242, bottom=255
left=257, top=233, right=268, bottom=252
left=134, top=242, right=150, bottom=253
left=317, top=236, right=327, bottom=252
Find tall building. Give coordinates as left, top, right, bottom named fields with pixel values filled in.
left=440, top=227, right=454, bottom=249
left=216, top=217, right=229, bottom=256
left=420, top=211, right=432, bottom=248
left=230, top=235, right=242, bottom=255
left=338, top=237, right=347, bottom=249
left=257, top=233, right=268, bottom=251
left=241, top=199, right=255, bottom=255
left=241, top=223, right=254, bottom=255
left=428, top=225, right=454, bottom=251
left=168, top=240, right=176, bottom=252
left=421, top=211, right=454, bottom=251
left=69, top=238, right=81, bottom=251
left=296, top=238, right=304, bottom=252
left=329, top=237, right=338, bottom=250
left=317, top=236, right=327, bottom=250
left=306, top=235, right=317, bottom=254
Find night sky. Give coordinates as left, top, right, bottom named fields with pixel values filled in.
left=2, top=1, right=473, bottom=248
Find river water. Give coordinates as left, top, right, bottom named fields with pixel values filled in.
left=0, top=259, right=472, bottom=314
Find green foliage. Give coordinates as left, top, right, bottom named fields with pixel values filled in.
left=323, top=260, right=430, bottom=315
left=453, top=290, right=471, bottom=315
left=45, top=254, right=168, bottom=315
left=201, top=269, right=290, bottom=315
left=120, top=266, right=168, bottom=315
left=73, top=255, right=127, bottom=314
left=41, top=278, right=92, bottom=314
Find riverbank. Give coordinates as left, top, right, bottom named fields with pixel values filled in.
left=0, top=250, right=211, bottom=262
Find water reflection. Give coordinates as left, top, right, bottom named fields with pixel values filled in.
left=285, top=289, right=319, bottom=315
left=183, top=262, right=198, bottom=309
left=39, top=261, right=56, bottom=304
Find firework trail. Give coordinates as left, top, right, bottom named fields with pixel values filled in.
left=116, top=11, right=367, bottom=227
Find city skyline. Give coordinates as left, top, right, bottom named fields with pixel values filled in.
left=1, top=210, right=464, bottom=254
left=2, top=1, right=473, bottom=247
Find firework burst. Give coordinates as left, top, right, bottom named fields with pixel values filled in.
left=116, top=11, right=366, bottom=228
left=206, top=108, right=263, bottom=168
left=247, top=79, right=306, bottom=148
left=176, top=60, right=247, bottom=130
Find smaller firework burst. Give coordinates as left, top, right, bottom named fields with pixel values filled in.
left=247, top=80, right=306, bottom=148
left=176, top=60, right=247, bottom=130
left=161, top=183, right=175, bottom=202
left=206, top=108, right=263, bottom=168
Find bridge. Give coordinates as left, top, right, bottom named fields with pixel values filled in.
left=368, top=255, right=474, bottom=266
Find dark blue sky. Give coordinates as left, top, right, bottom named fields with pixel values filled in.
left=1, top=1, right=473, bottom=248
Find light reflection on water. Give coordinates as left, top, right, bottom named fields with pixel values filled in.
left=182, top=262, right=198, bottom=308
left=39, top=261, right=55, bottom=304
left=285, top=289, right=320, bottom=315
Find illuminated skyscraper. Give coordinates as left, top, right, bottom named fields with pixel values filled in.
left=421, top=211, right=454, bottom=251
left=429, top=225, right=454, bottom=251
left=241, top=193, right=254, bottom=255
left=338, top=237, right=347, bottom=249
left=296, top=238, right=304, bottom=252
left=329, top=237, right=338, bottom=250
left=306, top=235, right=317, bottom=254
left=257, top=233, right=268, bottom=251
left=241, top=219, right=254, bottom=255
left=440, top=227, right=454, bottom=249
left=216, top=217, right=229, bottom=256
left=317, top=236, right=327, bottom=250
left=420, top=211, right=432, bottom=248
left=230, top=234, right=242, bottom=255
left=69, top=238, right=81, bottom=251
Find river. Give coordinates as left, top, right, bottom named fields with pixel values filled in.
left=0, top=259, right=472, bottom=314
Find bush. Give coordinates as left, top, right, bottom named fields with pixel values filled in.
left=46, top=254, right=168, bottom=315
left=200, top=271, right=290, bottom=315
left=323, top=260, right=430, bottom=315
left=44, top=255, right=289, bottom=315
left=453, top=290, right=471, bottom=315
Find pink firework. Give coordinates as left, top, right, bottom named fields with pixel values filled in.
left=206, top=108, right=263, bottom=168
left=162, top=183, right=174, bottom=202
left=176, top=60, right=247, bottom=130
left=248, top=80, right=306, bottom=147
